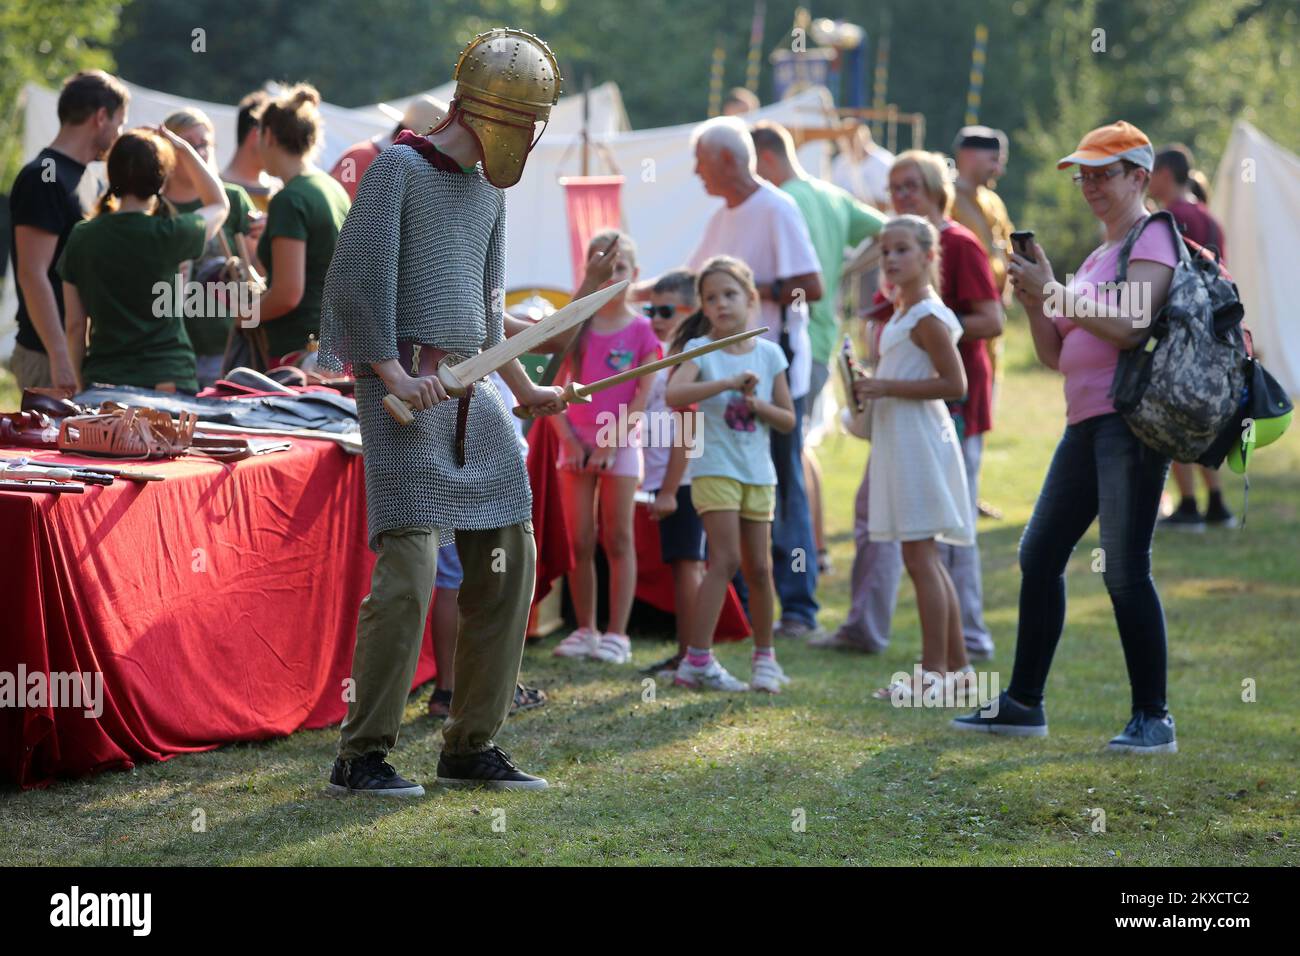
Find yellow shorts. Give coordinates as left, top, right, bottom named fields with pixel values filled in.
left=690, top=475, right=776, bottom=522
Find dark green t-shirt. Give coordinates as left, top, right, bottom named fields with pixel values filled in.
left=57, top=210, right=207, bottom=391
left=172, top=183, right=255, bottom=356
left=257, top=170, right=350, bottom=358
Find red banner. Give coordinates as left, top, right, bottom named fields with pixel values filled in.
left=561, top=176, right=624, bottom=289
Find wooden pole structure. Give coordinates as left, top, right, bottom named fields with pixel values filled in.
left=708, top=34, right=727, bottom=117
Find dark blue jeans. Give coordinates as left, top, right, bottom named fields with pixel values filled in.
left=1009, top=414, right=1171, bottom=716
left=770, top=394, right=820, bottom=626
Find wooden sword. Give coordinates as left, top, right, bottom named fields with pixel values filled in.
left=511, top=326, right=769, bottom=418
left=382, top=279, right=630, bottom=425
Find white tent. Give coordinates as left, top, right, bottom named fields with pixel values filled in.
left=3, top=80, right=838, bottom=360
left=1212, top=121, right=1300, bottom=396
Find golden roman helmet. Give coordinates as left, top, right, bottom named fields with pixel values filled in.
left=450, top=28, right=562, bottom=187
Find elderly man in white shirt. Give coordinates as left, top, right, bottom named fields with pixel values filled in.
left=678, top=116, right=827, bottom=638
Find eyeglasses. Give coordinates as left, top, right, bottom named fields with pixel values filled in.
left=1072, top=165, right=1126, bottom=186
left=643, top=305, right=680, bottom=319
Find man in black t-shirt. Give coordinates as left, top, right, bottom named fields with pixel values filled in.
left=7, top=69, right=127, bottom=390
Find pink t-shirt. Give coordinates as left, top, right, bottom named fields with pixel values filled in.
left=1050, top=217, right=1178, bottom=424
left=565, top=314, right=662, bottom=439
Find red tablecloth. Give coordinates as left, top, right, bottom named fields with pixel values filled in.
left=0, top=439, right=436, bottom=789
left=3, top=424, right=750, bottom=789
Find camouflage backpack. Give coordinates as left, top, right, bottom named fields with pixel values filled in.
left=1108, top=211, right=1248, bottom=462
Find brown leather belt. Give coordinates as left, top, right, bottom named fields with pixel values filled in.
left=383, top=341, right=477, bottom=468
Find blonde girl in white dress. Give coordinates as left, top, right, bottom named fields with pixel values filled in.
left=852, top=215, right=975, bottom=700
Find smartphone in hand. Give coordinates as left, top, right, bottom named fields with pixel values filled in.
left=1011, top=230, right=1037, bottom=263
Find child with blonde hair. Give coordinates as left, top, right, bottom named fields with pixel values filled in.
left=665, top=255, right=796, bottom=692
left=552, top=230, right=663, bottom=664
left=854, top=215, right=974, bottom=700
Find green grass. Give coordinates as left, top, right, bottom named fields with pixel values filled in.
left=1, top=323, right=1296, bottom=865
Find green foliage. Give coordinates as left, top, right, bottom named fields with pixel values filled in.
left=1012, top=0, right=1300, bottom=273
left=0, top=0, right=123, bottom=190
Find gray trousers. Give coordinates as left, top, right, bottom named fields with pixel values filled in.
left=839, top=433, right=991, bottom=655
left=939, top=433, right=992, bottom=654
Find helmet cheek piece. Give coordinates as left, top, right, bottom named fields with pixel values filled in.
left=453, top=93, right=546, bottom=188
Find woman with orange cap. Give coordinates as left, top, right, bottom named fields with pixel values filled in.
left=952, top=121, right=1181, bottom=753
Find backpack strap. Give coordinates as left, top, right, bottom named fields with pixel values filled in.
left=1115, top=209, right=1190, bottom=282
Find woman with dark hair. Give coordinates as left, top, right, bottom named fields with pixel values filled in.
left=57, top=126, right=229, bottom=393
left=953, top=122, right=1180, bottom=753
left=254, top=83, right=350, bottom=362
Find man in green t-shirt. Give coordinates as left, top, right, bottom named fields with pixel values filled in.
left=752, top=120, right=887, bottom=401
left=752, top=119, right=888, bottom=584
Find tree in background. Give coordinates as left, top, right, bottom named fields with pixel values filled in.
left=3, top=0, right=1297, bottom=256
left=0, top=0, right=124, bottom=190
left=1013, top=0, right=1300, bottom=282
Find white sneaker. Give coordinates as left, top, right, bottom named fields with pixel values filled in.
left=750, top=656, right=791, bottom=693
left=674, top=656, right=749, bottom=691
left=591, top=632, right=632, bottom=663
left=553, top=626, right=602, bottom=659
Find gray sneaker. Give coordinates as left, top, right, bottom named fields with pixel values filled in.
left=773, top=619, right=825, bottom=640
left=808, top=629, right=881, bottom=654
left=1107, top=712, right=1178, bottom=753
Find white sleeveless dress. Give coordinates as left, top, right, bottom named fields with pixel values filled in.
left=866, top=298, right=975, bottom=546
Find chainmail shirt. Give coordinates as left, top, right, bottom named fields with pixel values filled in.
left=320, top=143, right=531, bottom=549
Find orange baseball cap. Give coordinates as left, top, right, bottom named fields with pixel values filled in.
left=1057, top=121, right=1154, bottom=170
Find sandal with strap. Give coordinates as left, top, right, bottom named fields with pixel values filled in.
left=510, top=682, right=547, bottom=715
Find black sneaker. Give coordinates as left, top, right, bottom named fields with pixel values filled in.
left=327, top=751, right=426, bottom=797
left=1204, top=501, right=1238, bottom=528
left=1158, top=502, right=1205, bottom=532
left=436, top=746, right=548, bottom=791
left=950, top=691, right=1049, bottom=737
left=641, top=651, right=684, bottom=678
left=1107, top=711, right=1178, bottom=753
